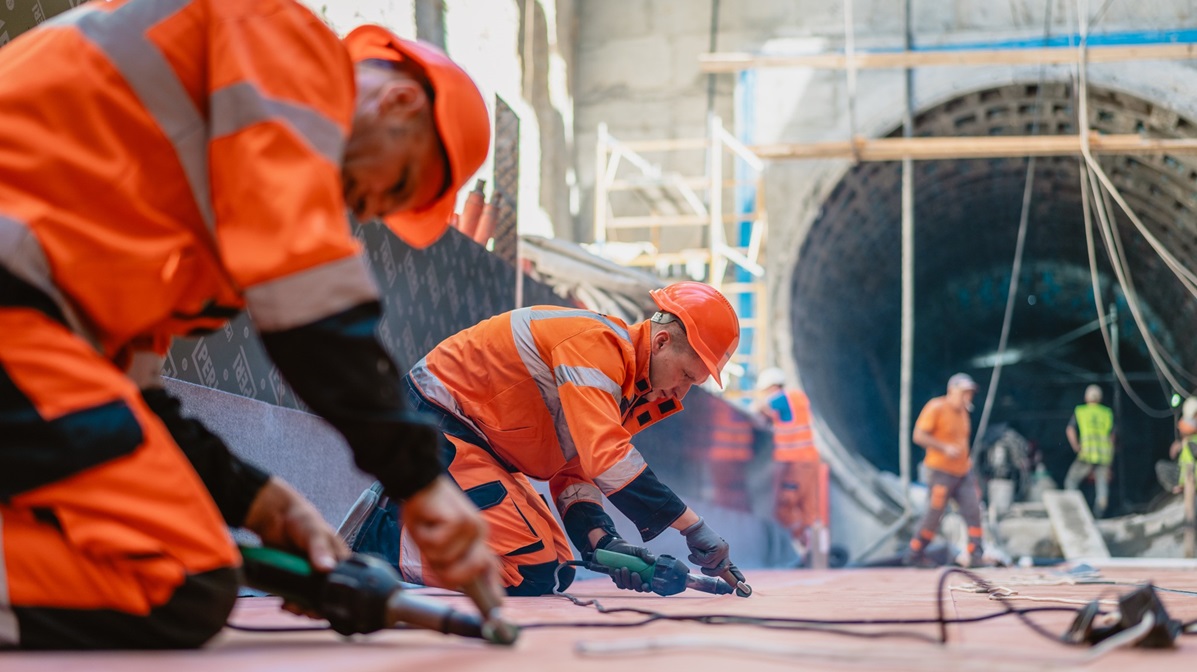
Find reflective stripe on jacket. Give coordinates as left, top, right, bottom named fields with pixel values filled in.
left=1074, top=403, right=1114, bottom=465
left=0, top=0, right=376, bottom=359
left=709, top=402, right=753, bottom=462
left=410, top=306, right=687, bottom=540
left=766, top=389, right=818, bottom=462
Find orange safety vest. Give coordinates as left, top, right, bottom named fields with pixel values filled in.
left=766, top=389, right=818, bottom=462
left=0, top=0, right=375, bottom=364
left=708, top=403, right=754, bottom=462
left=409, top=307, right=684, bottom=517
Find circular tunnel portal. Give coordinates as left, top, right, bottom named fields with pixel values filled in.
left=793, top=82, right=1197, bottom=515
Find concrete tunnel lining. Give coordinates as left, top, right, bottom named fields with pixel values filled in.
left=788, top=79, right=1197, bottom=517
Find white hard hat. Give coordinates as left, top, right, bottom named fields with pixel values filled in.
left=1084, top=384, right=1102, bottom=403
left=1183, top=396, right=1197, bottom=421
left=755, top=367, right=787, bottom=391
left=947, top=373, right=977, bottom=391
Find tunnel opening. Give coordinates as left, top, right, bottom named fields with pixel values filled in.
left=792, top=82, right=1197, bottom=516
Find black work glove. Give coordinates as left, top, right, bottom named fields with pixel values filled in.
left=596, top=535, right=656, bottom=593
left=682, top=518, right=731, bottom=576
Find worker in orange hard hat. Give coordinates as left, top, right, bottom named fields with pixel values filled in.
left=341, top=282, right=750, bottom=596
left=0, top=0, right=494, bottom=650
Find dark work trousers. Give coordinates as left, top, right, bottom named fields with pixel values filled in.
left=909, top=469, right=984, bottom=562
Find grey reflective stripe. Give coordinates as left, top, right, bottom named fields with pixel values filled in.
left=246, top=254, right=379, bottom=332
left=127, top=351, right=165, bottom=389
left=397, top=525, right=424, bottom=586
left=54, top=1, right=215, bottom=230
left=0, top=216, right=101, bottom=350
left=0, top=509, right=16, bottom=646
left=510, top=309, right=580, bottom=462
left=593, top=448, right=648, bottom=495
left=555, top=482, right=603, bottom=514
left=409, top=358, right=488, bottom=438
left=554, top=365, right=621, bottom=403
left=527, top=309, right=630, bottom=342
left=210, top=82, right=345, bottom=165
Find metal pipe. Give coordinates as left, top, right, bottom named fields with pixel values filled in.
left=897, top=0, right=914, bottom=511
left=844, top=0, right=859, bottom=159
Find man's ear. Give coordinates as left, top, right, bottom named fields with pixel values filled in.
left=652, top=328, right=671, bottom=352
left=377, top=78, right=428, bottom=120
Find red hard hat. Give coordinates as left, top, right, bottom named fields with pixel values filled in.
left=649, top=282, right=740, bottom=388
left=343, top=26, right=491, bottom=248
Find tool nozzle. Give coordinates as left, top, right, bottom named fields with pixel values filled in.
left=719, top=568, right=752, bottom=598
left=462, top=577, right=520, bottom=645
left=684, top=574, right=736, bottom=595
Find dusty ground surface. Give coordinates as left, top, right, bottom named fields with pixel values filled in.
left=5, top=565, right=1197, bottom=671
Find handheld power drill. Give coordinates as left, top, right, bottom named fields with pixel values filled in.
left=238, top=545, right=519, bottom=645
left=585, top=548, right=739, bottom=596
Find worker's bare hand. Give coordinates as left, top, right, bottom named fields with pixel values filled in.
left=942, top=444, right=964, bottom=458
left=243, top=476, right=349, bottom=617
left=404, top=475, right=499, bottom=591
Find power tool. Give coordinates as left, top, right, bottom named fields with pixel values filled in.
left=238, top=545, right=519, bottom=645
left=584, top=548, right=743, bottom=596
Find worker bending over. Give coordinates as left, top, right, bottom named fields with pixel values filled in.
left=906, top=373, right=985, bottom=567
left=343, top=282, right=748, bottom=595
left=0, top=0, right=495, bottom=649
left=1064, top=385, right=1116, bottom=517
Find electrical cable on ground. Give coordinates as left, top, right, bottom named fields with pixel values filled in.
left=225, top=564, right=1197, bottom=655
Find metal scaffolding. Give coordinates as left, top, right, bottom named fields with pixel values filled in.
left=591, top=116, right=768, bottom=393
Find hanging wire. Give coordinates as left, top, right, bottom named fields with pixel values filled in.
left=1074, top=0, right=1196, bottom=407
left=1078, top=161, right=1173, bottom=417
left=972, top=2, right=1052, bottom=451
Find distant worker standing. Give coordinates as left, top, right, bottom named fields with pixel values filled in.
left=1064, top=385, right=1116, bottom=517
left=906, top=373, right=985, bottom=567
left=754, top=368, right=824, bottom=556
left=1168, top=397, right=1197, bottom=494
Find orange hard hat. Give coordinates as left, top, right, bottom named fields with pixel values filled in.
left=649, top=282, right=740, bottom=388
left=343, top=26, right=491, bottom=248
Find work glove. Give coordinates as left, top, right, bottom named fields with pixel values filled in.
left=682, top=518, right=731, bottom=577
left=596, top=536, right=656, bottom=593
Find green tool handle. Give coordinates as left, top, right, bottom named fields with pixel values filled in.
left=238, top=545, right=323, bottom=611
left=593, top=548, right=654, bottom=581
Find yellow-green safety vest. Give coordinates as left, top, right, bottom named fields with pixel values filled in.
left=1074, top=403, right=1114, bottom=465
left=1179, top=436, right=1196, bottom=487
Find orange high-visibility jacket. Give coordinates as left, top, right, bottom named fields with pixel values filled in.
left=765, top=389, right=818, bottom=462
left=410, top=306, right=689, bottom=541
left=0, top=0, right=376, bottom=366
left=709, top=402, right=754, bottom=462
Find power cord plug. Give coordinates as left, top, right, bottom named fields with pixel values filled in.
left=1062, top=584, right=1180, bottom=648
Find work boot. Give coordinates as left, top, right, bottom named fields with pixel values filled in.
left=902, top=548, right=936, bottom=568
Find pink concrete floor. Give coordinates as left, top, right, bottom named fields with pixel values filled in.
left=5, top=566, right=1196, bottom=671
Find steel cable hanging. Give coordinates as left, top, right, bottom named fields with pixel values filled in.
left=972, top=3, right=1052, bottom=451
left=1074, top=0, right=1196, bottom=406
left=1079, top=161, right=1174, bottom=417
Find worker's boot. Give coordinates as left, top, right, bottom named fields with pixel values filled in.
left=901, top=547, right=936, bottom=568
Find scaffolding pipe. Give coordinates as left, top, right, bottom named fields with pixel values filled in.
left=843, top=0, right=859, bottom=159
left=708, top=114, right=725, bottom=290
left=898, top=0, right=915, bottom=511
left=593, top=123, right=609, bottom=246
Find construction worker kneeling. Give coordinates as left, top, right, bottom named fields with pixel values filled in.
left=0, top=0, right=495, bottom=649
left=341, top=282, right=750, bottom=595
